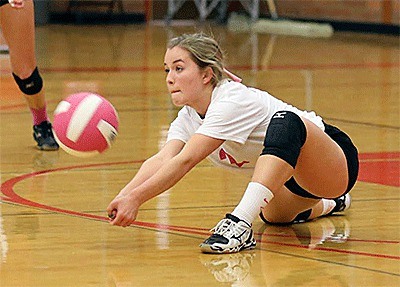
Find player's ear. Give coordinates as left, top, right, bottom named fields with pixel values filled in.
left=202, top=67, right=213, bottom=85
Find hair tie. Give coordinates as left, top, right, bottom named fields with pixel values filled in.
left=223, top=68, right=242, bottom=83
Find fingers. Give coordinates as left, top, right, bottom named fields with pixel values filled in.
left=107, top=203, right=117, bottom=218
left=108, top=209, right=117, bottom=220
left=107, top=195, right=138, bottom=227
left=110, top=211, right=134, bottom=227
left=107, top=206, right=136, bottom=227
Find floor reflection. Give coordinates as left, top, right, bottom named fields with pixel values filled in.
left=199, top=252, right=256, bottom=283
left=198, top=216, right=351, bottom=285
left=257, top=216, right=351, bottom=250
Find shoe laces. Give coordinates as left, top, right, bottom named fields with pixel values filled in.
left=212, top=217, right=250, bottom=239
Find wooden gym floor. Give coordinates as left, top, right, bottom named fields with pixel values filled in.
left=0, top=24, right=399, bottom=286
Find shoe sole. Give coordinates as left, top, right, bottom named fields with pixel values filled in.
left=199, top=240, right=256, bottom=254
left=36, top=145, right=59, bottom=151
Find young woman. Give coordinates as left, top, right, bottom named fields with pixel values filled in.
left=107, top=33, right=359, bottom=254
left=0, top=0, right=58, bottom=150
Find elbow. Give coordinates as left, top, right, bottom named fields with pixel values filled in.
left=175, top=155, right=200, bottom=174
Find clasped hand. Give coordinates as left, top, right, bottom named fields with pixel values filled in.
left=107, top=194, right=140, bottom=227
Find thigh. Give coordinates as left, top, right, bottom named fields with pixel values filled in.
left=0, top=0, right=36, bottom=76
left=294, top=118, right=348, bottom=198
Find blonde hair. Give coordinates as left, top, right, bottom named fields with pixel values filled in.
left=167, top=33, right=226, bottom=86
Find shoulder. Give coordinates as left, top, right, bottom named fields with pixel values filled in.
left=213, top=80, right=249, bottom=97
left=210, top=81, right=268, bottom=113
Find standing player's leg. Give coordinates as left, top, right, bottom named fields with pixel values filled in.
left=0, top=0, right=58, bottom=150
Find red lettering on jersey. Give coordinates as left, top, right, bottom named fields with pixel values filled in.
left=219, top=149, right=250, bottom=168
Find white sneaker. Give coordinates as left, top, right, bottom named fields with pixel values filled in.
left=199, top=214, right=256, bottom=254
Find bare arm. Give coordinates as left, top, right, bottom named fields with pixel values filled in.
left=107, top=134, right=224, bottom=227
left=117, top=139, right=185, bottom=197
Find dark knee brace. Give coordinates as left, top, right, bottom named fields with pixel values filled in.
left=292, top=209, right=312, bottom=223
left=261, top=111, right=307, bottom=168
left=12, top=67, right=43, bottom=95
left=259, top=210, right=312, bottom=225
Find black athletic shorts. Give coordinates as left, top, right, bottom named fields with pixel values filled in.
left=284, top=121, right=359, bottom=199
left=0, top=0, right=9, bottom=7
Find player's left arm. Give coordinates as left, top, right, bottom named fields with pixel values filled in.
left=109, top=134, right=224, bottom=226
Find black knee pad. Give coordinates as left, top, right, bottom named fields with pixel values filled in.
left=0, top=0, right=9, bottom=7
left=261, top=111, right=307, bottom=168
left=292, top=209, right=312, bottom=223
left=12, top=67, right=43, bottom=95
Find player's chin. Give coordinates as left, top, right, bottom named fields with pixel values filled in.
left=171, top=96, right=185, bottom=107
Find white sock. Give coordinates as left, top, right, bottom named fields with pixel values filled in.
left=231, top=182, right=274, bottom=225
left=321, top=199, right=336, bottom=215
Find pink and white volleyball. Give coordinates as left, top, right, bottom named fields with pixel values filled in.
left=53, top=92, right=119, bottom=157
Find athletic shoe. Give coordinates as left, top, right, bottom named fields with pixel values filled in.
left=199, top=214, right=256, bottom=254
left=330, top=194, right=351, bottom=214
left=33, top=121, right=59, bottom=151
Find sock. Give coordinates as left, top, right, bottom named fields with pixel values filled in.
left=30, top=106, right=48, bottom=126
left=231, top=182, right=274, bottom=225
left=321, top=199, right=336, bottom=215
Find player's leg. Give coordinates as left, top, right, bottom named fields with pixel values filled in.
left=0, top=1, right=58, bottom=150
left=258, top=184, right=350, bottom=224
left=250, top=112, right=351, bottom=220
left=200, top=111, right=357, bottom=253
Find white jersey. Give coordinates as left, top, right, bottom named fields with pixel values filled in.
left=166, top=79, right=324, bottom=173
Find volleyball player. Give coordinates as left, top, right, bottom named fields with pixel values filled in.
left=107, top=33, right=358, bottom=254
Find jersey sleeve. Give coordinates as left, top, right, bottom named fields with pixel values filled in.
left=166, top=108, right=193, bottom=144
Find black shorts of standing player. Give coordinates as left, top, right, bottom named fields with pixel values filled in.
left=0, top=0, right=9, bottom=7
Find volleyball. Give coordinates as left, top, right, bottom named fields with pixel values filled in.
left=52, top=92, right=119, bottom=158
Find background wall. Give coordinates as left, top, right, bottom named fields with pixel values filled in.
left=151, top=0, right=399, bottom=25
left=49, top=0, right=145, bottom=14
left=273, top=0, right=399, bottom=25
left=46, top=0, right=399, bottom=26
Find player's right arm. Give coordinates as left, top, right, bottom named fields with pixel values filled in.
left=114, top=139, right=185, bottom=198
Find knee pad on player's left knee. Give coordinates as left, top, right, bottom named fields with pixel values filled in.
left=261, top=111, right=307, bottom=168
left=12, top=67, right=43, bottom=95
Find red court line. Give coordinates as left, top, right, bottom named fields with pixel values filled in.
left=37, top=62, right=400, bottom=73
left=259, top=240, right=400, bottom=260
left=0, top=99, right=60, bottom=111
left=259, top=232, right=400, bottom=245
left=234, top=62, right=400, bottom=71
left=359, top=152, right=400, bottom=160
left=1, top=158, right=399, bottom=261
left=1, top=62, right=399, bottom=75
